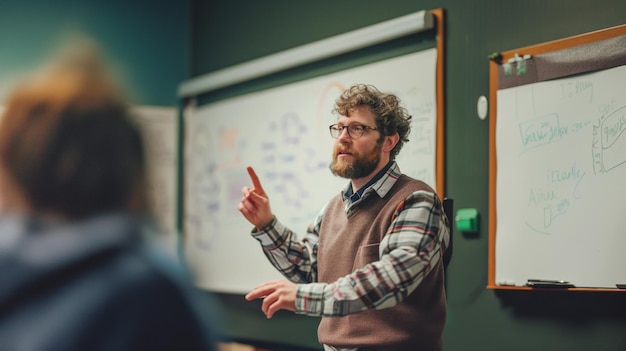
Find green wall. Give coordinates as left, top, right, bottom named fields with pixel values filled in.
left=0, top=0, right=189, bottom=106
left=190, top=1, right=626, bottom=350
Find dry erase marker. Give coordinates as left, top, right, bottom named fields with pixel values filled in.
left=526, top=279, right=575, bottom=288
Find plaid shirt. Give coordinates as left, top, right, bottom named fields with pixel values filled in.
left=251, top=162, right=449, bottom=317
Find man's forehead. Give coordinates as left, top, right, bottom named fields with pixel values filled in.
left=342, top=106, right=374, bottom=118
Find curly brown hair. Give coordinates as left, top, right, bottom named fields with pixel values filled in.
left=332, top=84, right=411, bottom=159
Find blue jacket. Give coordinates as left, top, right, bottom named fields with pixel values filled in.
left=0, top=213, right=218, bottom=351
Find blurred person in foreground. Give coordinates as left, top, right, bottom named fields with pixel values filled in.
left=0, top=41, right=219, bottom=351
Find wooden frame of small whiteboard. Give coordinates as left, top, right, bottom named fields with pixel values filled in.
left=488, top=24, right=626, bottom=292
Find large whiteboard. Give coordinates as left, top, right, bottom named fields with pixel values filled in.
left=495, top=64, right=626, bottom=288
left=184, top=49, right=438, bottom=293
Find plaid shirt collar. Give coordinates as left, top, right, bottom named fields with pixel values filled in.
left=340, top=161, right=401, bottom=203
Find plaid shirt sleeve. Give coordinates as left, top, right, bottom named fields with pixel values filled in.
left=250, top=207, right=325, bottom=284
left=295, top=190, right=449, bottom=317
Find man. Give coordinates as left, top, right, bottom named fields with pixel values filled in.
left=238, top=84, right=450, bottom=351
left=0, top=41, right=219, bottom=351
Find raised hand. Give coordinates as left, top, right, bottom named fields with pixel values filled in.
left=237, top=166, right=274, bottom=230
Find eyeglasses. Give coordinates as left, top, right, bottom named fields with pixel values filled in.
left=329, top=123, right=378, bottom=139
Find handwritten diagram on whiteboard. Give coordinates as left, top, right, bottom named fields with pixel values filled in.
left=184, top=49, right=438, bottom=293
left=495, top=64, right=626, bottom=288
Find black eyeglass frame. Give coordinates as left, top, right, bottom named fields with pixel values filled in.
left=328, top=123, right=378, bottom=139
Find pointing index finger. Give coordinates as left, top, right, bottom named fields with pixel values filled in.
left=246, top=166, right=265, bottom=193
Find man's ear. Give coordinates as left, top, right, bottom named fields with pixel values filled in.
left=383, top=133, right=400, bottom=153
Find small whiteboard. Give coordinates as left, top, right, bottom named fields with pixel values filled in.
left=488, top=25, right=626, bottom=290
left=133, top=106, right=179, bottom=255
left=495, top=65, right=626, bottom=288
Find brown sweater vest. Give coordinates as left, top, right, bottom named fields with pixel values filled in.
left=317, top=175, right=446, bottom=351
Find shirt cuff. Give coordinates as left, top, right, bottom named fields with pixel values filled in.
left=250, top=217, right=282, bottom=243
left=295, top=283, right=327, bottom=316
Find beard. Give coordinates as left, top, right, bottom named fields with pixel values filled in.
left=330, top=143, right=382, bottom=179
